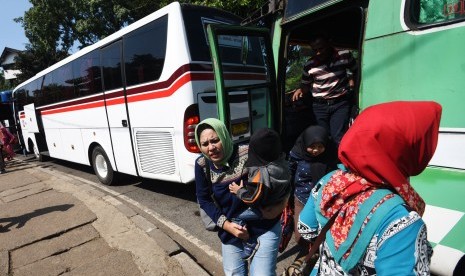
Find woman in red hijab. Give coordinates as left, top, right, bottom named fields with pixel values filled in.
left=298, top=101, right=441, bottom=275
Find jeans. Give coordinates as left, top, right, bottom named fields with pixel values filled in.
left=232, top=208, right=263, bottom=254
left=312, top=99, right=351, bottom=144
left=222, top=220, right=281, bottom=276
left=232, top=207, right=262, bottom=226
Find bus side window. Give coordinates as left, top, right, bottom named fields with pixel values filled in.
left=56, top=64, right=74, bottom=101
left=101, top=42, right=123, bottom=91
left=73, top=51, right=102, bottom=97
left=124, top=15, right=168, bottom=87
left=413, top=0, right=465, bottom=24
left=31, top=79, right=42, bottom=106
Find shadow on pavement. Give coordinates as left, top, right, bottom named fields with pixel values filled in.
left=0, top=204, right=74, bottom=232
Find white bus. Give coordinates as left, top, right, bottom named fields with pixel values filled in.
left=12, top=2, right=278, bottom=185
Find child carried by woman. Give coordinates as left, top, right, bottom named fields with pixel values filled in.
left=229, top=128, right=292, bottom=260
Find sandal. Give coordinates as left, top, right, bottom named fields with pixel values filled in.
left=282, top=253, right=319, bottom=276
left=282, top=256, right=306, bottom=276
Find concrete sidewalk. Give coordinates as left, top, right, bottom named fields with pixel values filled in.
left=0, top=157, right=210, bottom=276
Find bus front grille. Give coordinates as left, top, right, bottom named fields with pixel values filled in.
left=135, top=130, right=175, bottom=175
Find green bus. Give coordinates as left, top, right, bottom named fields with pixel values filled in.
left=206, top=0, right=464, bottom=274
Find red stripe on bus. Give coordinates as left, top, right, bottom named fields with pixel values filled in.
left=37, top=94, right=105, bottom=111
left=39, top=70, right=265, bottom=116
left=126, top=64, right=192, bottom=96
left=41, top=100, right=106, bottom=115
left=41, top=72, right=196, bottom=115
left=128, top=73, right=193, bottom=103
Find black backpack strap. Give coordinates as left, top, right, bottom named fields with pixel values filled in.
left=205, top=160, right=212, bottom=186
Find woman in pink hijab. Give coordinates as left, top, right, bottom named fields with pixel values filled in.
left=0, top=124, right=16, bottom=160
left=298, top=101, right=441, bottom=275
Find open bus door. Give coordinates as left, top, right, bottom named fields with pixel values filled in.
left=206, top=25, right=278, bottom=140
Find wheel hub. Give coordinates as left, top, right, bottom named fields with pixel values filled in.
left=95, top=154, right=108, bottom=178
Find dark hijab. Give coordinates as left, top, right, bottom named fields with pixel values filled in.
left=291, top=125, right=338, bottom=182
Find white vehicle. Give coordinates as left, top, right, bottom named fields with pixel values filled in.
left=12, top=2, right=277, bottom=185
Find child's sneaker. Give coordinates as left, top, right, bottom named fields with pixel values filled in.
left=241, top=239, right=260, bottom=260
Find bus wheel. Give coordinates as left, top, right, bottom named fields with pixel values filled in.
left=30, top=140, right=43, bottom=162
left=91, top=146, right=115, bottom=185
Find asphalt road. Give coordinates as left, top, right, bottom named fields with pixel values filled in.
left=20, top=154, right=301, bottom=275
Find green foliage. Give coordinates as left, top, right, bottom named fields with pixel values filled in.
left=71, top=0, right=163, bottom=47
left=0, top=71, right=12, bottom=91
left=285, top=60, right=304, bottom=92
left=186, top=0, right=265, bottom=19
left=13, top=43, right=68, bottom=83
left=285, top=45, right=312, bottom=92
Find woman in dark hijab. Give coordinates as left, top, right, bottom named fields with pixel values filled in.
left=288, top=125, right=339, bottom=250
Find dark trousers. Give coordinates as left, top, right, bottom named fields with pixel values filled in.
left=0, top=145, right=5, bottom=171
left=312, top=99, right=351, bottom=145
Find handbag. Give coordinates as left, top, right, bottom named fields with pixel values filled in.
left=199, top=207, right=217, bottom=231
left=198, top=160, right=220, bottom=231
left=282, top=210, right=340, bottom=276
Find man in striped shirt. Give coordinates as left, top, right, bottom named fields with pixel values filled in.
left=292, top=34, right=357, bottom=145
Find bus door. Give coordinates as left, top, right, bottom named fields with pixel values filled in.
left=205, top=25, right=278, bottom=140
left=22, top=103, right=41, bottom=154
left=100, top=40, right=138, bottom=176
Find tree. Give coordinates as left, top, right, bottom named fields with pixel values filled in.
left=285, top=45, right=314, bottom=92
left=0, top=70, right=11, bottom=91
left=185, top=0, right=267, bottom=19
left=14, top=43, right=69, bottom=83
left=14, top=0, right=76, bottom=82
left=71, top=0, right=164, bottom=47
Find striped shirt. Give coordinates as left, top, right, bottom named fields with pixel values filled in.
left=301, top=49, right=357, bottom=99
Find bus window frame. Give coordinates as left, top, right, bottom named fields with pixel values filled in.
left=404, top=0, right=465, bottom=30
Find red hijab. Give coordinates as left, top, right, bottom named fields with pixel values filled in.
left=317, top=101, right=441, bottom=263
left=337, top=101, right=442, bottom=215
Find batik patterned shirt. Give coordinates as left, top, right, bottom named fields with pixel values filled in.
left=298, top=174, right=433, bottom=275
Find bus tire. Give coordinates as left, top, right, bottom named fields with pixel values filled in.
left=29, top=140, right=44, bottom=162
left=91, top=146, right=115, bottom=185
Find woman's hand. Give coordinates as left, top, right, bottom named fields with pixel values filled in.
left=260, top=196, right=289, bottom=219
left=222, top=220, right=250, bottom=240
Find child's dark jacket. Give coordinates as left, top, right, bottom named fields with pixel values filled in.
left=235, top=153, right=291, bottom=207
